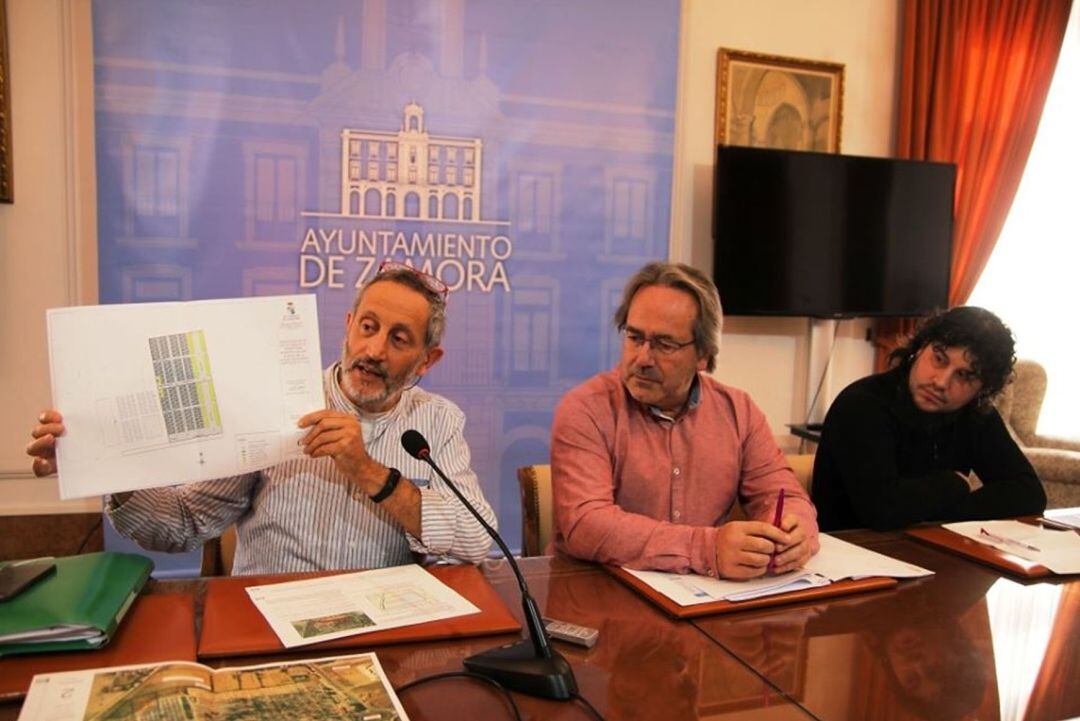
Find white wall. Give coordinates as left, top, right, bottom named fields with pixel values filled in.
left=671, top=0, right=901, bottom=446
left=0, top=0, right=97, bottom=514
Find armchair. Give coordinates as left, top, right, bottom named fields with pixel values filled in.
left=996, top=360, right=1080, bottom=508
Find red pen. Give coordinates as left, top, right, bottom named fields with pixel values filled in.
left=768, top=488, right=785, bottom=572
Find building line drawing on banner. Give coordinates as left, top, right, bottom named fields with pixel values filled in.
left=303, top=103, right=508, bottom=227
left=91, top=1, right=679, bottom=560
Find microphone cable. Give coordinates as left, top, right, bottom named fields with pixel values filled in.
left=73, top=515, right=104, bottom=555
left=395, top=672, right=608, bottom=721
left=571, top=690, right=606, bottom=720
left=395, top=671, right=523, bottom=721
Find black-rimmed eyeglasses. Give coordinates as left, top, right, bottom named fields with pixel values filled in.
left=621, top=328, right=695, bottom=355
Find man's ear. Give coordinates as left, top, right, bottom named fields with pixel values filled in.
left=344, top=310, right=354, bottom=332
left=415, top=346, right=445, bottom=378
left=696, top=354, right=708, bottom=373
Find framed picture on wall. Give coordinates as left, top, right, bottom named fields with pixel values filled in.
left=1, top=0, right=12, bottom=203
left=715, top=48, right=844, bottom=153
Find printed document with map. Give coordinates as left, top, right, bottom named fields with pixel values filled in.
left=246, top=564, right=481, bottom=648
left=16, top=652, right=408, bottom=721
left=47, top=295, right=323, bottom=499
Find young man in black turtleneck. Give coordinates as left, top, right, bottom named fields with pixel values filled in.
left=811, top=306, right=1046, bottom=532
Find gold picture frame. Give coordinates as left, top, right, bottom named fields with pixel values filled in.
left=1, top=0, right=12, bottom=202
left=715, top=48, right=844, bottom=153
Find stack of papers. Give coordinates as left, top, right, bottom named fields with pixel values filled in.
left=624, top=534, right=931, bottom=607
left=943, top=520, right=1080, bottom=574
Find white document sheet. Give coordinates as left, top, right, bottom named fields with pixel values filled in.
left=245, top=564, right=481, bottom=648
left=1042, top=507, right=1080, bottom=530
left=624, top=533, right=932, bottom=607
left=48, top=295, right=323, bottom=499
left=942, top=520, right=1080, bottom=574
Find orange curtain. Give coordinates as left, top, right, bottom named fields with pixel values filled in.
left=873, top=0, right=1072, bottom=371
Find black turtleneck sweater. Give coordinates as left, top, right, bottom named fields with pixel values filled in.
left=811, top=366, right=1046, bottom=532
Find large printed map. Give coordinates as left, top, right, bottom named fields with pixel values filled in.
left=21, top=654, right=405, bottom=721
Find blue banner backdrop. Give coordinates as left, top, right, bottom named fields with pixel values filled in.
left=93, top=0, right=678, bottom=566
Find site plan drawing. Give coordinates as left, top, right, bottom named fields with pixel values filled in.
left=17, top=652, right=408, bottom=721
left=246, top=564, right=480, bottom=648
left=47, top=295, right=323, bottom=499
left=149, top=331, right=222, bottom=443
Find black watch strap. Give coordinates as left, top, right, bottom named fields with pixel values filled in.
left=370, top=467, right=402, bottom=504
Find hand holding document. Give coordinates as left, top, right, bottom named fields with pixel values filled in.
left=942, top=520, right=1080, bottom=574
left=47, top=295, right=324, bottom=499
left=246, top=564, right=480, bottom=648
left=624, top=534, right=932, bottom=608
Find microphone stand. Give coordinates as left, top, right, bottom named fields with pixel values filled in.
left=405, top=437, right=577, bottom=700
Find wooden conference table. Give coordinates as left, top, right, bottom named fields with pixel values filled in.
left=692, top=529, right=1080, bottom=721
left=2, top=530, right=1077, bottom=721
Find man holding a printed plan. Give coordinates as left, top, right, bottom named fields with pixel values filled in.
left=27, top=262, right=495, bottom=574
left=812, top=306, right=1046, bottom=531
left=551, top=262, right=819, bottom=579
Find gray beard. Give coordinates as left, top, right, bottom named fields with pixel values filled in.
left=338, top=344, right=420, bottom=413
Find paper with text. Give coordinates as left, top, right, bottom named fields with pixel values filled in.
left=624, top=534, right=932, bottom=607
left=246, top=564, right=481, bottom=648
left=48, top=295, right=323, bottom=499
left=943, top=520, right=1080, bottom=574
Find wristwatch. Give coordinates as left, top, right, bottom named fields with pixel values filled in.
left=370, top=467, right=402, bottom=503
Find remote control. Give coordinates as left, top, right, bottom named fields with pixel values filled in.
left=543, top=618, right=599, bottom=648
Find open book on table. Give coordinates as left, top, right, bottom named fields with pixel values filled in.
left=17, top=652, right=408, bottom=721
left=619, top=534, right=931, bottom=611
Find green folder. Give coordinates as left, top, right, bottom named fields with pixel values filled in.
left=0, top=551, right=153, bottom=656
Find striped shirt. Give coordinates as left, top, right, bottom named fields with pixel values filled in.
left=107, top=365, right=496, bottom=575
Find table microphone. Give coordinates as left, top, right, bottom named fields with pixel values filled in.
left=401, top=429, right=577, bottom=700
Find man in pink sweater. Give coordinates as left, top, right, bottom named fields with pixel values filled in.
left=552, top=262, right=819, bottom=578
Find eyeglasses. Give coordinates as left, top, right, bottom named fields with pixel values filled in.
left=621, top=328, right=695, bottom=355
left=377, top=260, right=450, bottom=301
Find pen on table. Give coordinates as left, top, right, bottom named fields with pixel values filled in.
left=979, top=527, right=1041, bottom=553
left=767, top=488, right=786, bottom=572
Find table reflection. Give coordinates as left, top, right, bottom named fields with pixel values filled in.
left=531, top=557, right=803, bottom=719
left=985, top=578, right=1079, bottom=721
left=694, top=539, right=1080, bottom=721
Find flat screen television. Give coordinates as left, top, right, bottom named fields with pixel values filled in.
left=713, top=146, right=956, bottom=318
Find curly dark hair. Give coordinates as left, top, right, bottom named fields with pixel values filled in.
left=888, top=306, right=1016, bottom=410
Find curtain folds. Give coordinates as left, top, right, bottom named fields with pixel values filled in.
left=873, top=0, right=1072, bottom=371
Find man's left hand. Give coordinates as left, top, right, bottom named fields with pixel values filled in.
left=298, top=410, right=385, bottom=495
left=768, top=514, right=814, bottom=574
